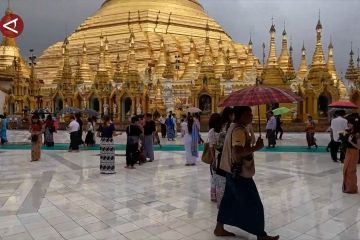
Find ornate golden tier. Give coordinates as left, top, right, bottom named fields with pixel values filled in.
left=36, top=0, right=250, bottom=86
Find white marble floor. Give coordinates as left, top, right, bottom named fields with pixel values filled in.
left=0, top=133, right=359, bottom=239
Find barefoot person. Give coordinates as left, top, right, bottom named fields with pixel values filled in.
left=214, top=106, right=279, bottom=240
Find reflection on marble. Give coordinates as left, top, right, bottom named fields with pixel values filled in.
left=0, top=138, right=359, bottom=239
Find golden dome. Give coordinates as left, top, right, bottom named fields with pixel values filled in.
left=36, top=0, right=248, bottom=85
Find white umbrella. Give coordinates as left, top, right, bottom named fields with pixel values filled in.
left=186, top=107, right=202, bottom=113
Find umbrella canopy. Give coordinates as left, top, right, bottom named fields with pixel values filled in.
left=272, top=107, right=290, bottom=116
left=186, top=107, right=202, bottom=113
left=328, top=101, right=357, bottom=109
left=31, top=108, right=51, bottom=115
left=58, top=107, right=81, bottom=115
left=82, top=109, right=99, bottom=117
left=219, top=85, right=302, bottom=136
left=219, top=85, right=302, bottom=107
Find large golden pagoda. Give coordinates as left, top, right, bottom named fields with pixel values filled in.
left=34, top=0, right=255, bottom=123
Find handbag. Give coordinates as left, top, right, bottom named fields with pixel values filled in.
left=201, top=142, right=213, bottom=164
left=230, top=126, right=255, bottom=179
left=31, top=134, right=38, bottom=142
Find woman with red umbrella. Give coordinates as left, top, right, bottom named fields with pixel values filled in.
left=214, top=106, right=279, bottom=240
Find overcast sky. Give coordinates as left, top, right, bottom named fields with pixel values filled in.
left=1, top=0, right=359, bottom=80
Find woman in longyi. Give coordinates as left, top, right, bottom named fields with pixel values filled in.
left=342, top=117, right=360, bottom=194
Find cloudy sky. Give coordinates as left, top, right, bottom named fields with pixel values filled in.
left=1, top=0, right=359, bottom=80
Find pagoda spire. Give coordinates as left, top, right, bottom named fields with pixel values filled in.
left=245, top=35, right=255, bottom=72
left=162, top=51, right=175, bottom=79
left=326, top=36, right=338, bottom=79
left=345, top=42, right=358, bottom=83
left=124, top=32, right=140, bottom=85
left=181, top=37, right=198, bottom=80
left=214, top=37, right=226, bottom=76
left=95, top=35, right=110, bottom=84
left=113, top=53, right=124, bottom=83
left=104, top=37, right=113, bottom=76
left=266, top=21, right=278, bottom=66
left=61, top=38, right=73, bottom=86
left=222, top=49, right=234, bottom=80
left=286, top=41, right=296, bottom=80
left=74, top=58, right=83, bottom=85
left=278, top=21, right=290, bottom=72
left=297, top=41, right=308, bottom=78
left=78, top=41, right=93, bottom=84
left=311, top=14, right=326, bottom=66
left=156, top=37, right=167, bottom=76
left=197, top=35, right=215, bottom=85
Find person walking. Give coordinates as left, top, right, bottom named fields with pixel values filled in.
left=330, top=110, right=348, bottom=162
left=0, top=114, right=8, bottom=144
left=97, top=115, right=120, bottom=174
left=214, top=106, right=279, bottom=240
left=342, top=117, right=360, bottom=194
left=184, top=115, right=200, bottom=166
left=85, top=117, right=96, bottom=146
left=275, top=115, right=283, bottom=140
left=159, top=115, right=167, bottom=138
left=207, top=113, right=222, bottom=202
left=75, top=113, right=84, bottom=146
left=266, top=111, right=276, bottom=148
left=68, top=115, right=80, bottom=152
left=30, top=114, right=44, bottom=162
left=305, top=115, right=318, bottom=149
left=126, top=116, right=142, bottom=169
left=165, top=113, right=175, bottom=141
left=44, top=114, right=55, bottom=147
left=144, top=113, right=156, bottom=162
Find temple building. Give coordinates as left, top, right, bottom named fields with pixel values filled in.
left=0, top=0, right=349, bottom=124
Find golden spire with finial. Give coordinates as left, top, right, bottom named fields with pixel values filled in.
left=345, top=42, right=358, bottom=82
left=214, top=36, right=226, bottom=76
left=74, top=57, right=83, bottom=85
left=162, top=51, right=175, bottom=79
left=266, top=18, right=278, bottom=66
left=78, top=41, right=93, bottom=84
left=297, top=41, right=308, bottom=78
left=104, top=37, right=113, bottom=76
left=278, top=20, right=290, bottom=73
left=94, top=35, right=110, bottom=84
left=311, top=12, right=326, bottom=66
left=245, top=34, right=255, bottom=73
left=61, top=38, right=73, bottom=86
left=181, top=37, right=198, bottom=80
left=286, top=39, right=296, bottom=80
left=326, top=35, right=338, bottom=81
left=113, top=53, right=124, bottom=83
left=156, top=37, right=167, bottom=76
left=222, top=49, right=234, bottom=80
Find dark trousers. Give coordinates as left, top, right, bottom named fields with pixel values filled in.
left=126, top=143, right=139, bottom=167
left=330, top=141, right=345, bottom=161
left=266, top=129, right=276, bottom=147
left=69, top=132, right=79, bottom=150
left=276, top=127, right=283, bottom=139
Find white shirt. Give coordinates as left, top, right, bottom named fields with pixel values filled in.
left=331, top=117, right=348, bottom=142
left=266, top=116, right=276, bottom=130
left=68, top=120, right=80, bottom=133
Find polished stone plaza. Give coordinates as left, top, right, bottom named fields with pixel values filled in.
left=0, top=131, right=359, bottom=240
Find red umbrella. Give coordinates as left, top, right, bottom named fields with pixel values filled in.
left=328, top=101, right=357, bottom=109
left=219, top=85, right=303, bottom=136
